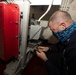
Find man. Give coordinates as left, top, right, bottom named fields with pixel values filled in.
left=36, top=10, right=76, bottom=75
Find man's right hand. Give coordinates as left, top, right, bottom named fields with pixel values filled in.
left=36, top=50, right=48, bottom=62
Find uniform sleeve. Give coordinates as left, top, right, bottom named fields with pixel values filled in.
left=48, top=42, right=63, bottom=52
left=44, top=59, right=61, bottom=75
left=44, top=42, right=63, bottom=75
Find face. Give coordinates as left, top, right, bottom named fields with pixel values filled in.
left=48, top=21, right=66, bottom=32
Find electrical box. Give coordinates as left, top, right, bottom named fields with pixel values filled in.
left=0, top=2, right=20, bottom=61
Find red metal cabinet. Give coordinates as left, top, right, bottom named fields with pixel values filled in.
left=0, top=3, right=20, bottom=61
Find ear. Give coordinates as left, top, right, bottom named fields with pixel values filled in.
left=60, top=22, right=66, bottom=29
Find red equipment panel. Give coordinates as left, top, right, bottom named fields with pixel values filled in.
left=0, top=2, right=20, bottom=61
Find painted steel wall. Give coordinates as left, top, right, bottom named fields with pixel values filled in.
left=0, top=3, right=20, bottom=61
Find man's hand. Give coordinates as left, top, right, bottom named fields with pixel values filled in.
left=36, top=50, right=48, bottom=62
left=37, top=46, right=49, bottom=52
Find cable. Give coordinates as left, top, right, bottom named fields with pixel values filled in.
left=38, top=0, right=54, bottom=22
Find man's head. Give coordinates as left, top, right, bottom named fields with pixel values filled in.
left=48, top=10, right=74, bottom=32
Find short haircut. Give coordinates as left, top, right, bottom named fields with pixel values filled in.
left=49, top=10, right=72, bottom=23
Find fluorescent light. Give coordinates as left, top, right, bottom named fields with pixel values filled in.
left=30, top=0, right=62, bottom=5
left=53, top=0, right=62, bottom=5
